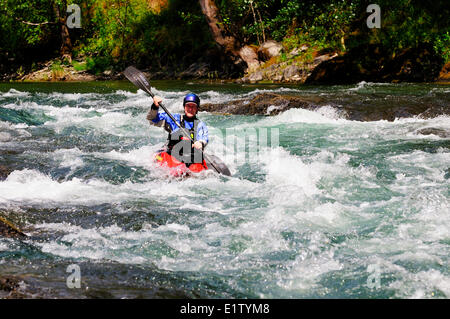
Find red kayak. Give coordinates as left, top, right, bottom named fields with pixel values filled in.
left=153, top=151, right=209, bottom=177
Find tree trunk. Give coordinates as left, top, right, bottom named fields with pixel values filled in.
left=53, top=0, right=72, bottom=62
left=199, top=0, right=259, bottom=72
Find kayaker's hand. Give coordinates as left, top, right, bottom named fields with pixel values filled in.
left=153, top=96, right=162, bottom=107
left=192, top=141, right=203, bottom=150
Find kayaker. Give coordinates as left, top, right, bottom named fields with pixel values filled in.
left=147, top=93, right=208, bottom=166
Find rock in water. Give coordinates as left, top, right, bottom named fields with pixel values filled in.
left=0, top=216, right=27, bottom=239
left=201, top=93, right=317, bottom=116
left=415, top=128, right=450, bottom=138
left=0, top=276, right=28, bottom=299
left=201, top=93, right=450, bottom=120
left=0, top=277, right=20, bottom=292
left=0, top=165, right=11, bottom=181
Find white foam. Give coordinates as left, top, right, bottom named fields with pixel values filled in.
left=249, top=104, right=450, bottom=128
left=34, top=222, right=84, bottom=233
left=264, top=107, right=349, bottom=125
left=389, top=269, right=450, bottom=298
left=0, top=169, right=157, bottom=205
left=348, top=81, right=369, bottom=91
left=0, top=242, right=9, bottom=251
left=263, top=148, right=321, bottom=197
left=114, top=89, right=144, bottom=97
left=394, top=251, right=444, bottom=265
left=34, top=222, right=198, bottom=265
left=157, top=223, right=190, bottom=234
left=279, top=233, right=342, bottom=292
left=49, top=92, right=98, bottom=101
left=1, top=88, right=30, bottom=97
left=52, top=148, right=85, bottom=168
left=93, top=145, right=156, bottom=167
left=0, top=122, right=32, bottom=143
left=347, top=81, right=392, bottom=92
left=0, top=132, right=11, bottom=142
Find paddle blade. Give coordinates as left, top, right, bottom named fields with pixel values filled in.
left=205, top=154, right=232, bottom=176
left=123, top=66, right=153, bottom=96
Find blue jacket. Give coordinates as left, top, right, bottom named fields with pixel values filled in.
left=147, top=108, right=209, bottom=146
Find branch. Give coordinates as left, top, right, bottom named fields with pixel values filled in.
left=15, top=17, right=57, bottom=26
left=256, top=7, right=266, bottom=43
left=115, top=16, right=125, bottom=28
left=249, top=0, right=261, bottom=45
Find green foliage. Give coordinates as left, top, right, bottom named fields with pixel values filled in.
left=0, top=0, right=81, bottom=73
left=50, top=60, right=64, bottom=79
left=0, top=0, right=51, bottom=53
left=217, top=0, right=278, bottom=44
left=279, top=52, right=287, bottom=62
left=434, top=32, right=450, bottom=63
left=0, top=0, right=448, bottom=77
left=128, top=0, right=214, bottom=69
left=72, top=60, right=87, bottom=72
left=50, top=61, right=63, bottom=71
left=72, top=0, right=213, bottom=71
left=85, top=56, right=111, bottom=74
left=217, top=0, right=358, bottom=51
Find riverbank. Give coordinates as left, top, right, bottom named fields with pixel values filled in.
left=239, top=42, right=450, bottom=84
left=3, top=42, right=449, bottom=85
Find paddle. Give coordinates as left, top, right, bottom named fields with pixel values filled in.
left=123, top=66, right=231, bottom=176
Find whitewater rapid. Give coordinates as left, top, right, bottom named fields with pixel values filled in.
left=0, top=83, right=449, bottom=298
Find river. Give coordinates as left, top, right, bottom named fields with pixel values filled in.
left=0, top=81, right=449, bottom=298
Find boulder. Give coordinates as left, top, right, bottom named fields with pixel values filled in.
left=239, top=45, right=260, bottom=72
left=381, top=44, right=443, bottom=82
left=0, top=276, right=21, bottom=298
left=438, top=62, right=450, bottom=82
left=273, top=73, right=283, bottom=82
left=263, top=65, right=283, bottom=82
left=289, top=45, right=308, bottom=57
left=0, top=165, right=11, bottom=181
left=306, top=43, right=444, bottom=84
left=0, top=275, right=28, bottom=299
left=178, top=62, right=211, bottom=79
left=258, top=40, right=283, bottom=62
left=238, top=76, right=249, bottom=83
left=305, top=55, right=361, bottom=84
left=248, top=71, right=263, bottom=83
left=0, top=276, right=20, bottom=292
left=415, top=128, right=450, bottom=138
left=283, top=65, right=301, bottom=81
left=201, top=92, right=450, bottom=120
left=201, top=93, right=317, bottom=116
left=313, top=53, right=338, bottom=64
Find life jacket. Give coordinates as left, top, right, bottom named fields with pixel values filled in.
left=166, top=115, right=203, bottom=165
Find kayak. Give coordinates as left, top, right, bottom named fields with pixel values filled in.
left=124, top=66, right=231, bottom=177
left=153, top=151, right=209, bottom=177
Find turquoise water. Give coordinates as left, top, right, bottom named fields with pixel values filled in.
left=0, top=81, right=449, bottom=298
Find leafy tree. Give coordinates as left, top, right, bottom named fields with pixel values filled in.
left=1, top=0, right=449, bottom=77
